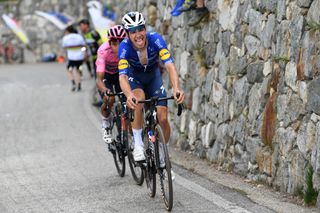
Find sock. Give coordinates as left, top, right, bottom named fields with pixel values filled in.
left=71, top=80, right=75, bottom=85
left=102, top=115, right=113, bottom=128
left=132, top=129, right=143, bottom=148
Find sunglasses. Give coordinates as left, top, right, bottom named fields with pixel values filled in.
left=109, top=38, right=124, bottom=45
left=127, top=25, right=145, bottom=33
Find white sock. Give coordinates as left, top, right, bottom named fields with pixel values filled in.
left=132, top=128, right=143, bottom=148
left=102, top=115, right=113, bottom=128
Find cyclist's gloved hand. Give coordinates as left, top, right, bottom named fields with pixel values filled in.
left=174, top=89, right=185, bottom=104
left=103, top=89, right=111, bottom=102
left=127, top=92, right=138, bottom=110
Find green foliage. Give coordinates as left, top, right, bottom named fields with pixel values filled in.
left=304, top=166, right=319, bottom=206
left=307, top=21, right=320, bottom=32
left=271, top=56, right=290, bottom=64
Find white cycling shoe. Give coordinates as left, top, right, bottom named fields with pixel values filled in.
left=103, top=128, right=112, bottom=144
left=102, top=119, right=112, bottom=144
left=133, top=146, right=145, bottom=161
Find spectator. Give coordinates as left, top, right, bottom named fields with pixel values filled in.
left=78, top=19, right=102, bottom=78
left=173, top=0, right=209, bottom=26
left=62, top=25, right=86, bottom=92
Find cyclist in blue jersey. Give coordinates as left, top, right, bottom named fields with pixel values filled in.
left=118, top=12, right=185, bottom=162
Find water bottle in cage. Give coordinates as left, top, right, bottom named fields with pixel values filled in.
left=148, top=130, right=155, bottom=153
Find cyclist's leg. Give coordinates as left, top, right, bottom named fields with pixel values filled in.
left=66, top=61, right=76, bottom=91
left=75, top=60, right=83, bottom=91
left=101, top=74, right=117, bottom=143
left=145, top=68, right=170, bottom=143
left=128, top=75, right=146, bottom=161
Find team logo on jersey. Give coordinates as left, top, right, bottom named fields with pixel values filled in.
left=159, top=49, right=170, bottom=60
left=118, top=59, right=129, bottom=70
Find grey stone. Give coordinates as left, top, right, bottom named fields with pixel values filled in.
left=297, top=0, right=313, bottom=8
left=191, top=30, right=201, bottom=49
left=192, top=87, right=201, bottom=114
left=260, top=0, right=277, bottom=12
left=204, top=41, right=217, bottom=66
left=221, top=31, right=231, bottom=56
left=188, top=119, right=198, bottom=145
left=297, top=81, right=308, bottom=104
left=234, top=114, right=247, bottom=143
left=307, top=77, right=320, bottom=115
left=247, top=61, right=264, bottom=83
left=203, top=122, right=215, bottom=148
left=202, top=21, right=217, bottom=43
left=290, top=16, right=304, bottom=61
left=275, top=20, right=290, bottom=59
left=212, top=81, right=225, bottom=106
left=286, top=150, right=307, bottom=194
left=248, top=9, right=262, bottom=39
left=204, top=68, right=214, bottom=98
left=284, top=93, right=306, bottom=127
left=207, top=141, right=222, bottom=162
left=245, top=137, right=262, bottom=163
left=179, top=51, right=190, bottom=80
left=263, top=60, right=272, bottom=77
left=244, top=35, right=261, bottom=57
left=180, top=111, right=189, bottom=133
left=274, top=127, right=297, bottom=158
left=214, top=41, right=224, bottom=65
left=297, top=117, right=316, bottom=159
left=229, top=46, right=247, bottom=75
left=248, top=83, right=263, bottom=122
left=307, top=0, right=320, bottom=24
left=311, top=113, right=320, bottom=123
left=301, top=31, right=314, bottom=79
left=218, top=55, right=229, bottom=86
left=316, top=122, right=320, bottom=174
left=261, top=14, right=275, bottom=49
left=231, top=77, right=250, bottom=117
left=218, top=93, right=231, bottom=124
left=218, top=0, right=240, bottom=32
left=277, top=0, right=286, bottom=22
left=285, top=62, right=298, bottom=92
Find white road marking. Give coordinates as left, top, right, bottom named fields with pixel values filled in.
left=175, top=174, right=252, bottom=213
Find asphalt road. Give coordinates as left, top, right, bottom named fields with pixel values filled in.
left=0, top=63, right=291, bottom=213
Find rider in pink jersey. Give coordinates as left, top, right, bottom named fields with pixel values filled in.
left=95, top=25, right=126, bottom=143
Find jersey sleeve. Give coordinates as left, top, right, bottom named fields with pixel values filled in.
left=118, top=40, right=130, bottom=76
left=152, top=32, right=174, bottom=65
left=95, top=46, right=106, bottom=73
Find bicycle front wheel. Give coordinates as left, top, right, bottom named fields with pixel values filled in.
left=155, top=124, right=173, bottom=211
left=126, top=127, right=144, bottom=185
left=112, top=141, right=126, bottom=177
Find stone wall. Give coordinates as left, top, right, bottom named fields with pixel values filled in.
left=4, top=0, right=320, bottom=203
left=130, top=0, right=320, bottom=200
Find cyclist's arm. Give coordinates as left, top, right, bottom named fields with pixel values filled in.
left=119, top=74, right=137, bottom=109
left=165, top=62, right=185, bottom=104
left=96, top=72, right=108, bottom=94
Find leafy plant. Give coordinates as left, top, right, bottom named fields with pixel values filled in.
left=304, top=165, right=319, bottom=206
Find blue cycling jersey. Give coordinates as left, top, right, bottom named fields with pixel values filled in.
left=118, top=32, right=174, bottom=75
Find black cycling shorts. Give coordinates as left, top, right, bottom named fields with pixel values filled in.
left=67, top=60, right=83, bottom=70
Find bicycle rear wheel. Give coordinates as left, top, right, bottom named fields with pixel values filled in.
left=126, top=127, right=144, bottom=185
left=155, top=124, right=173, bottom=211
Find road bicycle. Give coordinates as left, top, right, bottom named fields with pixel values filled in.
left=104, top=91, right=144, bottom=185
left=136, top=94, right=182, bottom=211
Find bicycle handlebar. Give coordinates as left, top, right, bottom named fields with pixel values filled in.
left=135, top=93, right=183, bottom=116
left=105, top=91, right=124, bottom=97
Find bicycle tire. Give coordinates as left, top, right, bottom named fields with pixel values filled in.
left=145, top=159, right=156, bottom=198
left=155, top=124, right=173, bottom=211
left=112, top=141, right=126, bottom=177
left=126, top=125, right=144, bottom=185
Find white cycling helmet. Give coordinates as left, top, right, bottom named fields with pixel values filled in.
left=122, top=11, right=146, bottom=30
